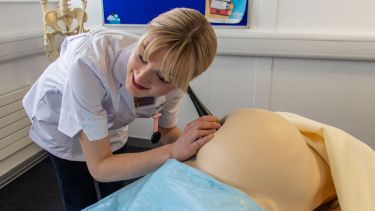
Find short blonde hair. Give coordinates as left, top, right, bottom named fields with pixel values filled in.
left=136, top=8, right=217, bottom=91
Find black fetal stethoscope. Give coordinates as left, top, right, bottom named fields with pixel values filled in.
left=150, top=85, right=212, bottom=144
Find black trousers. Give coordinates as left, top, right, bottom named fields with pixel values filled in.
left=48, top=144, right=128, bottom=211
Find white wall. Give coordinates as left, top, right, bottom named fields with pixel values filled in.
left=276, top=0, right=375, bottom=34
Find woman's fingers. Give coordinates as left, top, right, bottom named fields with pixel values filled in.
left=171, top=116, right=221, bottom=161
left=191, top=134, right=214, bottom=150
left=189, top=129, right=217, bottom=142
left=187, top=115, right=220, bottom=126
left=183, top=116, right=221, bottom=143
left=186, top=116, right=221, bottom=130
left=198, top=115, right=221, bottom=121
left=194, top=121, right=221, bottom=130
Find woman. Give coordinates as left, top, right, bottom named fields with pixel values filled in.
left=23, top=8, right=220, bottom=210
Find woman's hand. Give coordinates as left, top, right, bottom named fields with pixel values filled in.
left=170, top=115, right=221, bottom=161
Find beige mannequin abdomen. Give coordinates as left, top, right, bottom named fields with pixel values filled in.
left=186, top=109, right=336, bottom=211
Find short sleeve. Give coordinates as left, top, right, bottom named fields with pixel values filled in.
left=158, top=89, right=185, bottom=128
left=58, top=57, right=108, bottom=141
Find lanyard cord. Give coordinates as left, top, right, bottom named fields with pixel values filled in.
left=151, top=113, right=162, bottom=144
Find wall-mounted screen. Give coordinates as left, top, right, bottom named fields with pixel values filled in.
left=102, top=0, right=248, bottom=27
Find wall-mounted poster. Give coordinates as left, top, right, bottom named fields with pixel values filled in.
left=102, top=0, right=248, bottom=27
left=206, top=0, right=247, bottom=24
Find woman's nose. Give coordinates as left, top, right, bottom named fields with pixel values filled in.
left=136, top=66, right=152, bottom=84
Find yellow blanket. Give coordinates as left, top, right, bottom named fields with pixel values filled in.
left=278, top=112, right=375, bottom=211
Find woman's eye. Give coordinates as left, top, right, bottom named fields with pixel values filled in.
left=157, top=73, right=170, bottom=84
left=138, top=54, right=147, bottom=64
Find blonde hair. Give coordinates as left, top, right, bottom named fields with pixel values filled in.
left=135, top=8, right=217, bottom=90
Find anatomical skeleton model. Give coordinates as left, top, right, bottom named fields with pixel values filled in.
left=40, top=0, right=88, bottom=60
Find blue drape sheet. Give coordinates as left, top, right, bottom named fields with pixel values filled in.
left=83, top=159, right=263, bottom=211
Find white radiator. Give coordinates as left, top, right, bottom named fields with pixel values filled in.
left=0, top=86, right=46, bottom=189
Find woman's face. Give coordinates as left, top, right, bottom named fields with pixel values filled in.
left=125, top=42, right=176, bottom=98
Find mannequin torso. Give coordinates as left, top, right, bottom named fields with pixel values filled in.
left=186, top=109, right=336, bottom=210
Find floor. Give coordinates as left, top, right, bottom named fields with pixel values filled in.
left=0, top=145, right=147, bottom=211
left=0, top=157, right=64, bottom=211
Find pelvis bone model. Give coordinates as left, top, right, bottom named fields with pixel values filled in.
left=40, top=0, right=88, bottom=60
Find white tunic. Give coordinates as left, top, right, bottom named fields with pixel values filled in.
left=23, top=29, right=184, bottom=161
